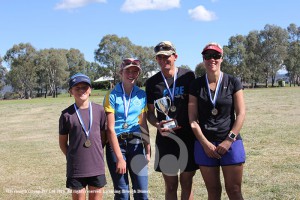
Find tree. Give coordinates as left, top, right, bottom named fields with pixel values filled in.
left=0, top=56, right=7, bottom=91
left=285, top=23, right=300, bottom=86
left=37, top=48, right=68, bottom=97
left=4, top=43, right=37, bottom=99
left=222, top=35, right=247, bottom=82
left=244, top=31, right=265, bottom=87
left=86, top=61, right=111, bottom=82
left=66, top=48, right=86, bottom=76
left=94, top=34, right=133, bottom=85
left=179, top=65, right=191, bottom=70
left=259, top=24, right=288, bottom=87
left=195, top=62, right=206, bottom=77
left=131, top=45, right=158, bottom=86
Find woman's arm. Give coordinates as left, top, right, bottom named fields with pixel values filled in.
left=188, top=94, right=221, bottom=159
left=106, top=112, right=127, bottom=174
left=216, top=89, right=246, bottom=155
left=231, top=89, right=246, bottom=135
left=139, top=111, right=151, bottom=162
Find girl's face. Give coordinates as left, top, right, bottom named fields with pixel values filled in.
left=121, top=66, right=140, bottom=84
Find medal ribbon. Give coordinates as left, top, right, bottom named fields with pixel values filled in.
left=74, top=102, right=93, bottom=139
left=205, top=72, right=223, bottom=108
left=121, top=83, right=133, bottom=124
left=161, top=68, right=178, bottom=102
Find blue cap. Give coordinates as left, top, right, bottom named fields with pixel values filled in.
left=69, top=73, right=91, bottom=89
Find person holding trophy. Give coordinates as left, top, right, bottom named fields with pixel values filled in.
left=145, top=41, right=197, bottom=200
left=188, top=42, right=246, bottom=199
left=103, top=58, right=150, bottom=199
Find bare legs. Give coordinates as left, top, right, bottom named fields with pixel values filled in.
left=199, top=164, right=244, bottom=200
left=162, top=171, right=196, bottom=200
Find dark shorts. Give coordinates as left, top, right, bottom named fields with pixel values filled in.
left=154, top=132, right=198, bottom=176
left=66, top=175, right=107, bottom=190
left=194, top=140, right=246, bottom=167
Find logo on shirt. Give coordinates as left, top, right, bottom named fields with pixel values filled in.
left=163, top=86, right=184, bottom=97
left=133, top=99, right=142, bottom=106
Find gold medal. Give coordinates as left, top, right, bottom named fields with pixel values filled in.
left=211, top=108, right=218, bottom=116
left=84, top=139, right=91, bottom=148
left=170, top=105, right=176, bottom=112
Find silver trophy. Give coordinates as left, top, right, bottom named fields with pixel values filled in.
left=154, top=96, right=180, bottom=130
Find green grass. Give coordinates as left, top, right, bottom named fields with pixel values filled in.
left=0, top=87, right=300, bottom=199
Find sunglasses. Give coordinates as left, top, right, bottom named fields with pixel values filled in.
left=123, top=59, right=140, bottom=66
left=154, top=43, right=175, bottom=53
left=203, top=53, right=222, bottom=60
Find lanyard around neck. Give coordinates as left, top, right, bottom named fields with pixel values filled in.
left=74, top=102, right=93, bottom=138
left=121, top=83, right=133, bottom=122
left=161, top=68, right=178, bottom=101
left=205, top=72, right=223, bottom=107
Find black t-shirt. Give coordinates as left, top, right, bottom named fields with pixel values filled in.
left=189, top=73, right=243, bottom=142
left=59, top=102, right=106, bottom=178
left=146, top=67, right=195, bottom=135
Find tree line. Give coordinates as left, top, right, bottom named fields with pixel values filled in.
left=196, top=23, right=300, bottom=88
left=0, top=23, right=299, bottom=99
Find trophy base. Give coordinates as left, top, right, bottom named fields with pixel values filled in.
left=162, top=119, right=181, bottom=131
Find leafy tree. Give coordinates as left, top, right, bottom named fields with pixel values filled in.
left=36, top=48, right=68, bottom=97
left=259, top=24, right=288, bottom=87
left=4, top=43, right=37, bottom=99
left=86, top=61, right=110, bottom=83
left=179, top=65, right=191, bottom=70
left=285, top=23, right=300, bottom=86
left=222, top=35, right=247, bottom=82
left=195, top=62, right=206, bottom=77
left=132, top=45, right=157, bottom=86
left=0, top=56, right=7, bottom=91
left=244, top=31, right=265, bottom=87
left=66, top=48, right=86, bottom=76
left=94, top=34, right=133, bottom=85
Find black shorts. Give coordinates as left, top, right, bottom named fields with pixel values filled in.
left=154, top=131, right=198, bottom=176
left=66, top=175, right=107, bottom=190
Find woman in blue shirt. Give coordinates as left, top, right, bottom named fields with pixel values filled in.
left=103, top=58, right=150, bottom=200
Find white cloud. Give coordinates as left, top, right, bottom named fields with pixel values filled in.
left=55, top=0, right=106, bottom=10
left=188, top=5, right=217, bottom=21
left=121, top=0, right=180, bottom=13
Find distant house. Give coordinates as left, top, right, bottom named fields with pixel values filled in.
left=94, top=76, right=114, bottom=82
left=143, top=70, right=159, bottom=79
left=275, top=72, right=289, bottom=83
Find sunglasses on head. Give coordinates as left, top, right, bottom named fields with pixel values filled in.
left=203, top=53, right=222, bottom=60
left=123, top=59, right=140, bottom=66
left=154, top=43, right=174, bottom=53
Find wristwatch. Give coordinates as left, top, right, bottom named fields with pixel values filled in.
left=228, top=131, right=237, bottom=141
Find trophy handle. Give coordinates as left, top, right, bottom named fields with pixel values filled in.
left=165, top=96, right=171, bottom=107
left=154, top=100, right=161, bottom=113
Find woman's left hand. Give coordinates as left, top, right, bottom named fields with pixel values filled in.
left=216, top=139, right=233, bottom=155
left=146, top=152, right=151, bottom=163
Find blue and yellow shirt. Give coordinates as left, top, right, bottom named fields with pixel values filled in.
left=103, top=83, right=147, bottom=136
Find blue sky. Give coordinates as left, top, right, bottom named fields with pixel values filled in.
left=1, top=0, right=299, bottom=71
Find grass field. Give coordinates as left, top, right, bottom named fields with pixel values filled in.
left=0, top=87, right=300, bottom=200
